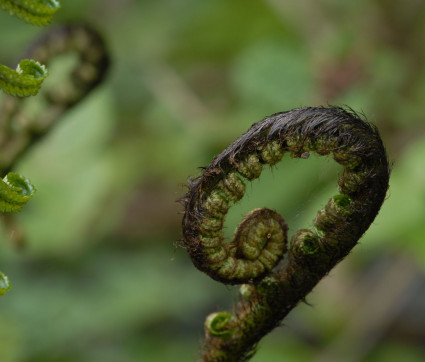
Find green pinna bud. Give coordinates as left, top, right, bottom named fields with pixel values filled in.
left=0, top=59, right=48, bottom=97
left=0, top=0, right=61, bottom=26
left=0, top=172, right=36, bottom=213
left=205, top=312, right=234, bottom=338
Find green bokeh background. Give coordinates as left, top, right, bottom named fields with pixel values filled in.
left=1, top=0, right=425, bottom=361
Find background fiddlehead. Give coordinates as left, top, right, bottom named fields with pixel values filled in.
left=182, top=106, right=390, bottom=361
left=0, top=24, right=109, bottom=174
left=0, top=0, right=61, bottom=97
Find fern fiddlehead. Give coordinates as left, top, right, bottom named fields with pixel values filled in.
left=181, top=106, right=390, bottom=361
left=0, top=170, right=36, bottom=297
left=0, top=0, right=61, bottom=97
left=0, top=24, right=110, bottom=174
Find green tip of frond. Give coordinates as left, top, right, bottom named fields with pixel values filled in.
left=0, top=272, right=11, bottom=297
left=0, top=172, right=36, bottom=213
left=17, top=59, right=48, bottom=79
left=205, top=312, right=234, bottom=338
left=300, top=236, right=320, bottom=255
left=0, top=0, right=61, bottom=26
left=333, top=194, right=352, bottom=208
left=0, top=59, right=48, bottom=97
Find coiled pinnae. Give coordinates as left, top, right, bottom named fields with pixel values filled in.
left=189, top=143, right=289, bottom=285
left=196, top=163, right=288, bottom=284
left=182, top=107, right=389, bottom=287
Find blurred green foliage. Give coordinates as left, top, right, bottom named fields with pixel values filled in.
left=1, top=0, right=425, bottom=361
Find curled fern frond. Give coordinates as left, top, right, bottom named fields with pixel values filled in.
left=0, top=172, right=35, bottom=297
left=0, top=0, right=60, bottom=26
left=0, top=59, right=48, bottom=97
left=181, top=106, right=390, bottom=361
left=0, top=24, right=107, bottom=296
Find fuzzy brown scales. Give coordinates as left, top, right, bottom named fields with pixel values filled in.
left=181, top=106, right=390, bottom=361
